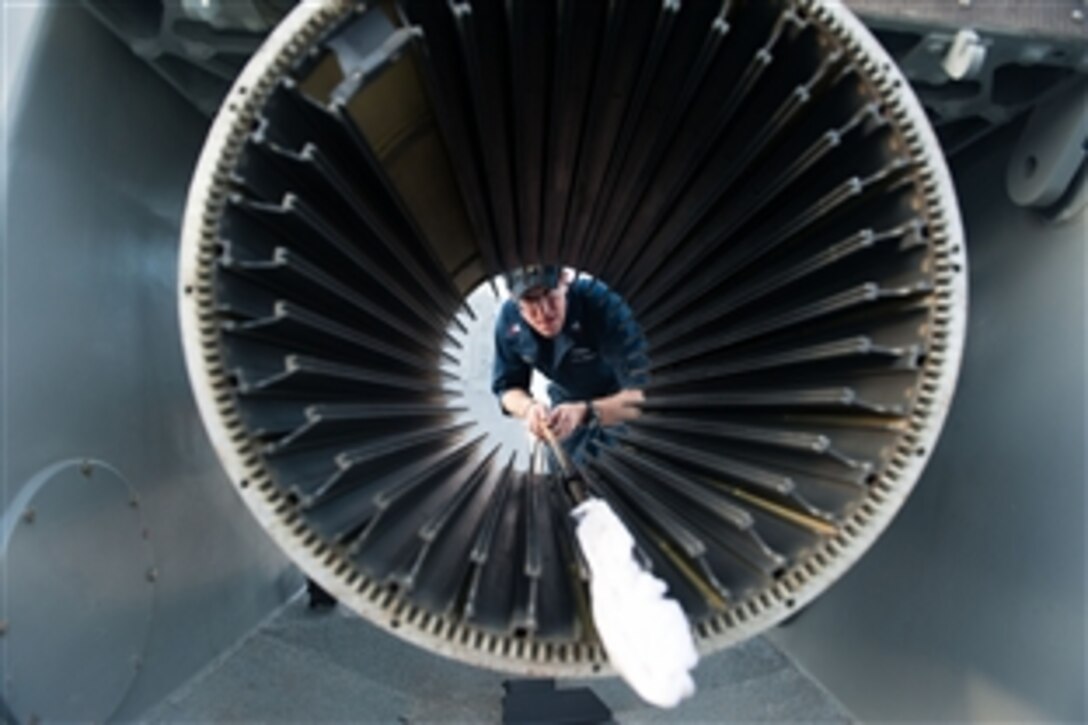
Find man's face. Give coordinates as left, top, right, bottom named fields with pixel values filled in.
left=517, top=282, right=568, bottom=338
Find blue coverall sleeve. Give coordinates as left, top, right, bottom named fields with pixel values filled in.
left=491, top=313, right=532, bottom=403
left=592, top=282, right=650, bottom=388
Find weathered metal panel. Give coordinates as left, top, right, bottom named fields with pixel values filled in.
left=770, top=125, right=1087, bottom=722
left=0, top=6, right=296, bottom=720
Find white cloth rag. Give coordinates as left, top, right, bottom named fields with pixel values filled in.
left=572, top=497, right=699, bottom=708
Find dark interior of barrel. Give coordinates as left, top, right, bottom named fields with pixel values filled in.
left=211, top=0, right=938, bottom=647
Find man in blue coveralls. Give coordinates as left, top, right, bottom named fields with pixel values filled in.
left=492, top=265, right=649, bottom=466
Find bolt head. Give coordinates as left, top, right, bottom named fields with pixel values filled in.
left=1073, top=8, right=1085, bottom=21
left=21, top=509, right=35, bottom=525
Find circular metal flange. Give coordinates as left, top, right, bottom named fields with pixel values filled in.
left=0, top=460, right=155, bottom=722
left=179, top=0, right=967, bottom=676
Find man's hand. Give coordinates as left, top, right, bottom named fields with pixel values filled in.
left=523, top=400, right=551, bottom=440
left=548, top=402, right=588, bottom=441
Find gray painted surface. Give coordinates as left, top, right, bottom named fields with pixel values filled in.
left=146, top=596, right=854, bottom=723
left=1, top=5, right=295, bottom=719
left=1, top=461, right=155, bottom=721
left=770, top=125, right=1087, bottom=723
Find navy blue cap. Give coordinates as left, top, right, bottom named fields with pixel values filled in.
left=505, top=265, right=561, bottom=298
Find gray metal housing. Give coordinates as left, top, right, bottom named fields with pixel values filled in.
left=0, top=5, right=296, bottom=721
left=0, top=1, right=1084, bottom=721
left=770, top=126, right=1087, bottom=722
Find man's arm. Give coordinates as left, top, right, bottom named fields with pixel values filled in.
left=495, top=365, right=550, bottom=439
left=588, top=388, right=645, bottom=427
left=500, top=388, right=537, bottom=418
left=548, top=280, right=650, bottom=440
left=548, top=388, right=644, bottom=440
left=501, top=388, right=551, bottom=440
left=587, top=279, right=649, bottom=424
left=492, top=304, right=532, bottom=406
left=492, top=306, right=551, bottom=439
left=578, top=278, right=650, bottom=386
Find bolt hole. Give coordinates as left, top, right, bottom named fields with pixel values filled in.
left=592, top=664, right=602, bottom=673
left=952, top=263, right=963, bottom=273
left=513, top=627, right=528, bottom=639
left=227, top=374, right=240, bottom=389
left=1025, top=155, right=1038, bottom=178
left=184, top=285, right=194, bottom=295
left=916, top=447, right=926, bottom=456
left=391, top=620, right=400, bottom=629
left=785, top=598, right=796, bottom=609
left=865, top=472, right=880, bottom=485
left=239, top=478, right=249, bottom=489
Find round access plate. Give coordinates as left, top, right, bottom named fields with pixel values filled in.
left=0, top=460, right=155, bottom=722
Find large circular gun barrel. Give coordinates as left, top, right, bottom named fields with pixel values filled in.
left=180, top=0, right=966, bottom=675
